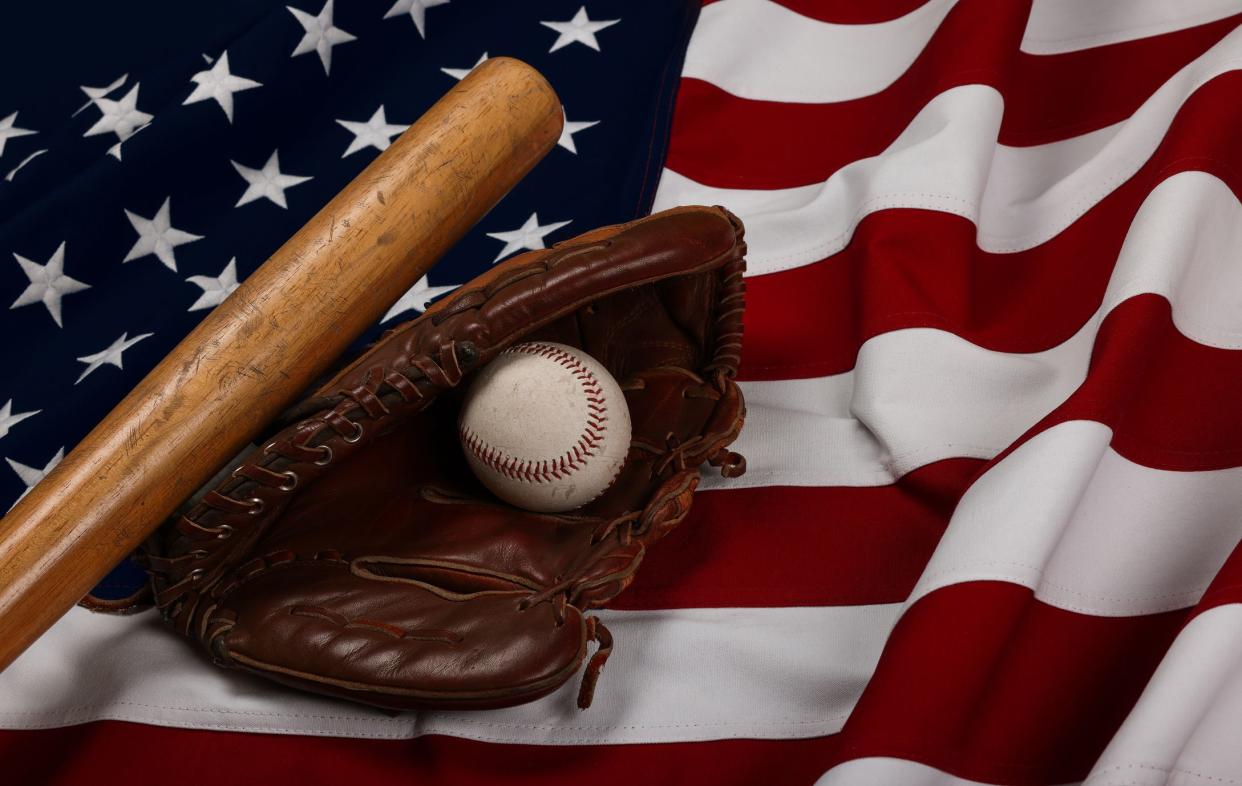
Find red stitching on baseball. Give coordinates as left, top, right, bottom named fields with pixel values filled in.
left=460, top=343, right=610, bottom=484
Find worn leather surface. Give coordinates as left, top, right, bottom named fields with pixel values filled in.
left=144, top=205, right=749, bottom=711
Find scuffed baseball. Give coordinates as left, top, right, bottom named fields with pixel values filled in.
left=458, top=342, right=631, bottom=513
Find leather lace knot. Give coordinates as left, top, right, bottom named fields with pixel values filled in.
left=517, top=577, right=615, bottom=709
left=576, top=616, right=613, bottom=710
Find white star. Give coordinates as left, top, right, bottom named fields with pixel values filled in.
left=5, top=149, right=46, bottom=182
left=183, top=52, right=262, bottom=123
left=0, top=112, right=36, bottom=159
left=106, top=122, right=150, bottom=161
left=541, top=7, right=619, bottom=53
left=335, top=105, right=408, bottom=157
left=123, top=198, right=204, bottom=272
left=186, top=258, right=241, bottom=311
left=231, top=150, right=312, bottom=209
left=383, top=0, right=449, bottom=38
left=441, top=51, right=487, bottom=81
left=6, top=448, right=63, bottom=510
left=10, top=242, right=90, bottom=327
left=382, top=275, right=458, bottom=323
left=287, top=0, right=356, bottom=75
left=75, top=332, right=153, bottom=385
left=0, top=400, right=40, bottom=440
left=83, top=83, right=153, bottom=143
left=73, top=74, right=128, bottom=116
left=486, top=213, right=571, bottom=263
left=558, top=108, right=598, bottom=154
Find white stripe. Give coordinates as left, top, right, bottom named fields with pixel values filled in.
left=908, top=421, right=1242, bottom=617
left=1024, top=0, right=1242, bottom=55
left=816, top=757, right=1080, bottom=786
left=684, top=0, right=957, bottom=103
left=1086, top=604, right=1242, bottom=785
left=0, top=603, right=897, bottom=742
left=704, top=317, right=1092, bottom=490
left=656, top=85, right=1003, bottom=275
left=655, top=26, right=1242, bottom=276
left=686, top=0, right=1242, bottom=102
left=1103, top=171, right=1242, bottom=350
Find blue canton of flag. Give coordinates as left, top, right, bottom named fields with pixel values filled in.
left=0, top=0, right=699, bottom=599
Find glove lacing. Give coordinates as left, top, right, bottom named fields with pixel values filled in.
left=147, top=341, right=478, bottom=618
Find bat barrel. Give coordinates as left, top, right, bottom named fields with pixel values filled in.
left=0, top=57, right=563, bottom=671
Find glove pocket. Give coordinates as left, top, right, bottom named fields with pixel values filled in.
left=209, top=559, right=590, bottom=711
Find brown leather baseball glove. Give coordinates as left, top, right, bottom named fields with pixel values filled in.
left=142, top=205, right=748, bottom=711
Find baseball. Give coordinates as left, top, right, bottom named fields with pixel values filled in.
left=458, top=342, right=632, bottom=513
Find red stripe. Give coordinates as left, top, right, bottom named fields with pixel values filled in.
left=702, top=0, right=931, bottom=25
left=1000, top=15, right=1242, bottom=146
left=739, top=209, right=1107, bottom=379
left=616, top=458, right=982, bottom=609
left=828, top=582, right=1185, bottom=785
left=0, top=724, right=835, bottom=786
left=670, top=1, right=1241, bottom=189
left=1072, top=296, right=1242, bottom=471
left=1005, top=294, right=1242, bottom=473
left=738, top=72, right=1242, bottom=381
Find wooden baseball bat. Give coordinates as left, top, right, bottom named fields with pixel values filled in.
left=0, top=57, right=562, bottom=671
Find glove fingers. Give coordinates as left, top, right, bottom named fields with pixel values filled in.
left=211, top=561, right=587, bottom=710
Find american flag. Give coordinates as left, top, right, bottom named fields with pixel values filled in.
left=3, top=1, right=1242, bottom=784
